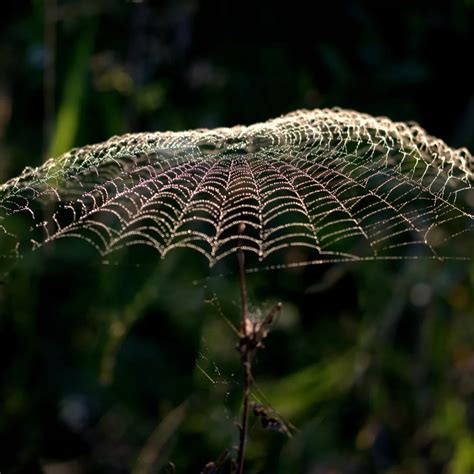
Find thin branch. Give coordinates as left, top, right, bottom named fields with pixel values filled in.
left=237, top=222, right=249, bottom=336
left=236, top=222, right=250, bottom=474
left=234, top=224, right=285, bottom=472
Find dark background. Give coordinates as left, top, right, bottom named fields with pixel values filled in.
left=0, top=1, right=474, bottom=473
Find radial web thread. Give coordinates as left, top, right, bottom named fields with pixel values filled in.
left=1, top=108, right=473, bottom=268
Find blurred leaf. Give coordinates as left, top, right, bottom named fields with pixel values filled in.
left=48, top=23, right=95, bottom=159
left=266, top=351, right=358, bottom=419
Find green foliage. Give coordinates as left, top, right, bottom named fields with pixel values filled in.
left=49, top=22, right=96, bottom=159
left=0, top=1, right=473, bottom=473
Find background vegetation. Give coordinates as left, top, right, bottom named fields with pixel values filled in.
left=0, top=1, right=474, bottom=473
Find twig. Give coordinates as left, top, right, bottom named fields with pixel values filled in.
left=235, top=222, right=283, bottom=473
left=236, top=222, right=250, bottom=474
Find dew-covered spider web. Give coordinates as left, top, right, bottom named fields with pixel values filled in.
left=1, top=108, right=473, bottom=270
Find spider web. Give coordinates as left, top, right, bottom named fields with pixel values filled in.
left=0, top=108, right=473, bottom=269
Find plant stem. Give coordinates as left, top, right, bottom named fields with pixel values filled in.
left=236, top=224, right=251, bottom=474
left=237, top=349, right=251, bottom=474
left=237, top=239, right=248, bottom=337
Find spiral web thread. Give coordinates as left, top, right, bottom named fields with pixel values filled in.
left=0, top=108, right=473, bottom=269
